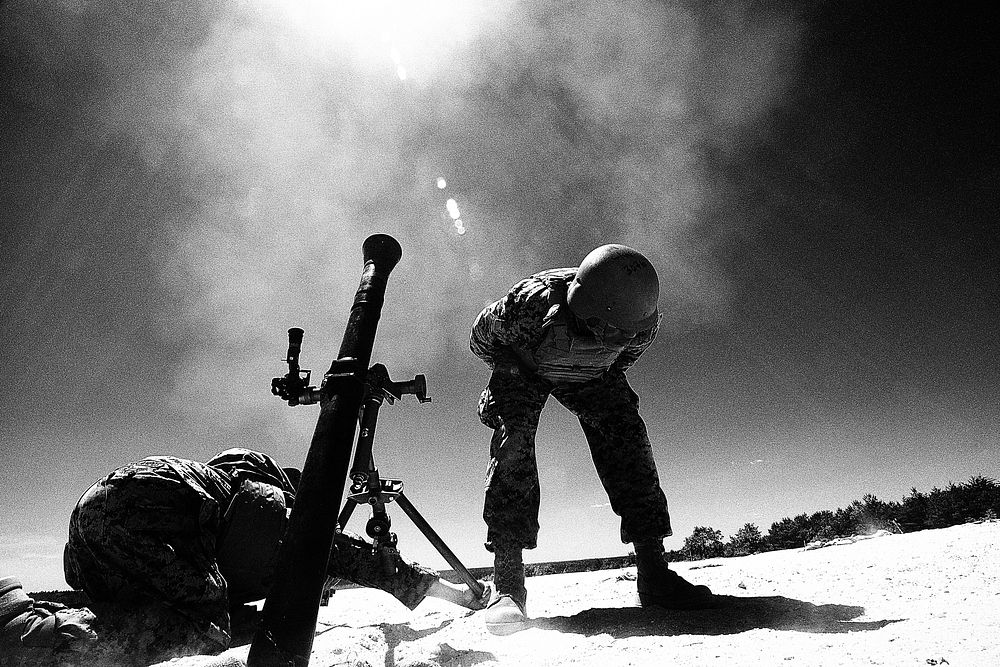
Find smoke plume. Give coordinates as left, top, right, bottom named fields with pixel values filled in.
left=1, top=0, right=806, bottom=441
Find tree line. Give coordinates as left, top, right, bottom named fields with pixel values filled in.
left=672, top=475, right=1000, bottom=561
left=436, top=476, right=1000, bottom=580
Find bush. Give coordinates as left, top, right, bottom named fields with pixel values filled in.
left=925, top=484, right=965, bottom=528
left=959, top=476, right=1000, bottom=521
left=682, top=526, right=725, bottom=560
left=898, top=487, right=929, bottom=532
left=727, top=523, right=765, bottom=556
left=765, top=514, right=811, bottom=550
left=681, top=476, right=999, bottom=561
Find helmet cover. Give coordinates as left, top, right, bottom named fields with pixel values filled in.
left=566, top=244, right=659, bottom=331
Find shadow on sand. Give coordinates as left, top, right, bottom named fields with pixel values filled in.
left=529, top=595, right=902, bottom=637
left=376, top=618, right=497, bottom=667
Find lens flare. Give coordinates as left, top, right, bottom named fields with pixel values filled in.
left=272, top=0, right=496, bottom=81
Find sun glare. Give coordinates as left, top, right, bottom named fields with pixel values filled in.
left=274, top=0, right=489, bottom=80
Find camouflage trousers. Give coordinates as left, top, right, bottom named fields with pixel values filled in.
left=63, top=462, right=232, bottom=656
left=328, top=531, right=438, bottom=611
left=479, top=367, right=672, bottom=551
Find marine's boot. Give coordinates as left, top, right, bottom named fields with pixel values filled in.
left=634, top=541, right=717, bottom=609
left=484, top=546, right=528, bottom=635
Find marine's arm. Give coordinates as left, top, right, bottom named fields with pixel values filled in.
left=470, top=276, right=553, bottom=370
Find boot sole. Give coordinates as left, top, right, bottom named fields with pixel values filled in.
left=485, top=617, right=529, bottom=636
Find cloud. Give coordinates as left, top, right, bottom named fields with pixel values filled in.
left=3, top=0, right=806, bottom=440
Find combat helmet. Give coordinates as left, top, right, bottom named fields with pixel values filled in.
left=566, top=244, right=659, bottom=332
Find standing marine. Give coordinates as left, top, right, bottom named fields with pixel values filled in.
left=470, top=243, right=716, bottom=634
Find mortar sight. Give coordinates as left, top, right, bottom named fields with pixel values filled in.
left=271, top=327, right=320, bottom=406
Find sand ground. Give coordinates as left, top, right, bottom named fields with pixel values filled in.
left=157, top=521, right=999, bottom=667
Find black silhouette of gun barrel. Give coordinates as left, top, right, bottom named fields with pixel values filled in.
left=249, top=234, right=403, bottom=667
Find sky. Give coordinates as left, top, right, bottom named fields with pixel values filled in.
left=1, top=0, right=997, bottom=593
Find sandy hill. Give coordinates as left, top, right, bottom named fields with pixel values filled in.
left=155, top=520, right=999, bottom=667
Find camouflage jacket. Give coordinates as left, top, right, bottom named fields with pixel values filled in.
left=109, top=448, right=296, bottom=508
left=470, top=268, right=658, bottom=376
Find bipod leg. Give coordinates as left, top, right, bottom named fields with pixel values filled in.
left=394, top=492, right=485, bottom=599
left=338, top=497, right=359, bottom=530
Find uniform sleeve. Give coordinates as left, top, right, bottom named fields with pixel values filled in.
left=470, top=276, right=552, bottom=369
left=610, top=315, right=660, bottom=373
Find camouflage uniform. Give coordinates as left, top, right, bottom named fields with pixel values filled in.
left=63, top=448, right=436, bottom=653
left=471, top=269, right=672, bottom=552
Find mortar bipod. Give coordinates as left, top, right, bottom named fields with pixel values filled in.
left=336, top=363, right=485, bottom=599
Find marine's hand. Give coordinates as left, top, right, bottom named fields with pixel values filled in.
left=53, top=607, right=98, bottom=649
left=494, top=347, right=537, bottom=375
left=478, top=387, right=503, bottom=429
